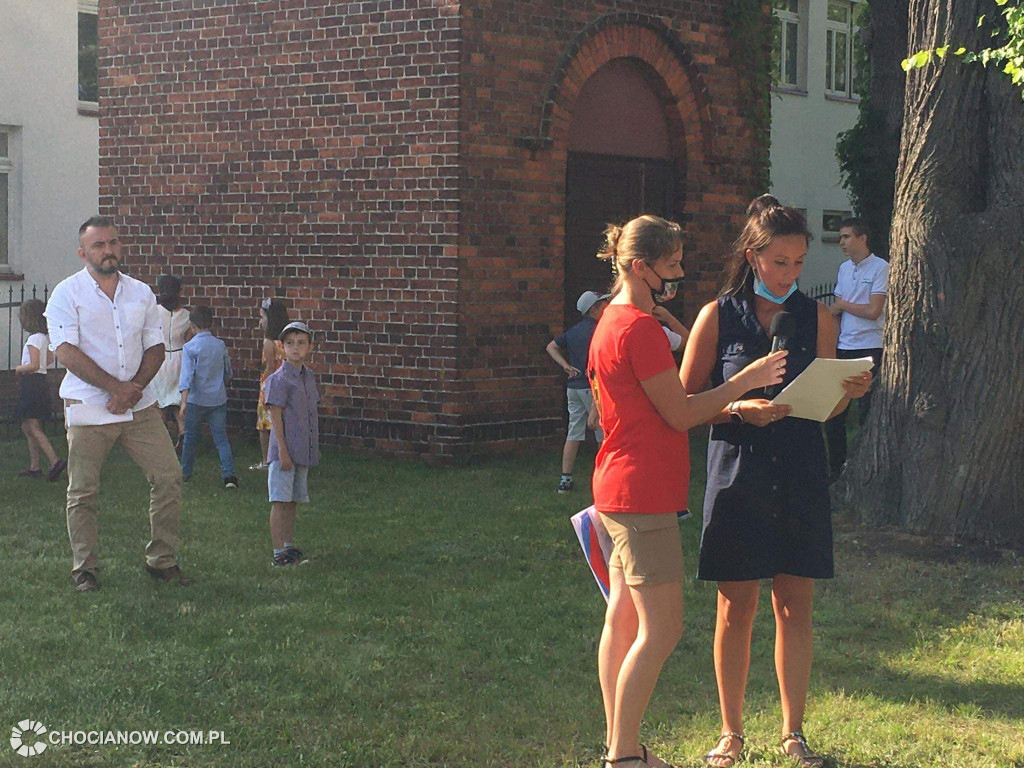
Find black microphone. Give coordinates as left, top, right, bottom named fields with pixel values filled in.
left=766, top=311, right=795, bottom=397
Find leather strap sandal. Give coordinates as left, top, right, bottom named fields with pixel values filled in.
left=705, top=732, right=745, bottom=767
left=780, top=731, right=825, bottom=768
left=602, top=744, right=676, bottom=768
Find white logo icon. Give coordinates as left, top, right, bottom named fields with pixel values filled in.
left=10, top=720, right=48, bottom=757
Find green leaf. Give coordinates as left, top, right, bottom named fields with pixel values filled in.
left=936, top=46, right=950, bottom=59
left=954, top=47, right=968, bottom=56
left=902, top=50, right=933, bottom=71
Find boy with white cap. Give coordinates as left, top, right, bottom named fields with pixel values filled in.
left=264, top=320, right=320, bottom=566
left=545, top=291, right=609, bottom=493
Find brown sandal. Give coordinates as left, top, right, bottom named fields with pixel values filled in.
left=780, top=731, right=824, bottom=768
left=705, top=732, right=745, bottom=767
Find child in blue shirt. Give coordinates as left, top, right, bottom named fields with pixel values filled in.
left=178, top=305, right=238, bottom=488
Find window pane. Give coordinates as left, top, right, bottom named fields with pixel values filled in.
left=853, top=39, right=869, bottom=96
left=835, top=31, right=849, bottom=93
left=827, top=1, right=849, bottom=23
left=825, top=30, right=833, bottom=90
left=0, top=132, right=7, bottom=158
left=0, top=173, right=8, bottom=265
left=771, top=22, right=784, bottom=82
left=822, top=211, right=850, bottom=232
left=852, top=5, right=869, bottom=97
left=78, top=12, right=98, bottom=102
left=773, top=0, right=799, bottom=11
left=785, top=21, right=798, bottom=85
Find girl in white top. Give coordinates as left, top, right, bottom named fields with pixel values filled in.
left=149, top=275, right=191, bottom=444
left=15, top=299, right=66, bottom=481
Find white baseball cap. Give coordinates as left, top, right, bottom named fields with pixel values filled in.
left=577, top=291, right=611, bottom=315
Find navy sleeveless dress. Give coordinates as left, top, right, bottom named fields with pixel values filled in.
left=697, top=290, right=834, bottom=582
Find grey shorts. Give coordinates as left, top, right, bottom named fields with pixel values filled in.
left=268, top=461, right=310, bottom=503
left=566, top=388, right=603, bottom=442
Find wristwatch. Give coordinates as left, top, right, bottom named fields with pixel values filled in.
left=728, top=401, right=744, bottom=424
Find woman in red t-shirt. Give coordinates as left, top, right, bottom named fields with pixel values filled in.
left=588, top=215, right=788, bottom=768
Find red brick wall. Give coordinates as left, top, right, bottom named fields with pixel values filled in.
left=455, top=3, right=768, bottom=452
left=99, top=1, right=767, bottom=458
left=100, top=0, right=464, bottom=458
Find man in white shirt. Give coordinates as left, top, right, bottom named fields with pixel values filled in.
left=46, top=216, right=191, bottom=592
left=825, top=217, right=888, bottom=480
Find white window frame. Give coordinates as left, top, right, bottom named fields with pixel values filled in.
left=78, top=0, right=99, bottom=115
left=0, top=127, right=21, bottom=275
left=0, top=130, right=12, bottom=270
left=825, top=1, right=861, bottom=99
left=772, top=1, right=806, bottom=93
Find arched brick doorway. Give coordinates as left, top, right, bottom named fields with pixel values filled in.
left=564, top=58, right=680, bottom=325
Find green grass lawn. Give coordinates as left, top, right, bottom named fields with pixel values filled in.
left=0, top=431, right=1021, bottom=767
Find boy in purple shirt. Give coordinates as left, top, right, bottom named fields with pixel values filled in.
left=264, top=321, right=320, bottom=566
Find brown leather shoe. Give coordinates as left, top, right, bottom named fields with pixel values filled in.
left=144, top=564, right=194, bottom=586
left=73, top=572, right=100, bottom=592
left=47, top=458, right=68, bottom=483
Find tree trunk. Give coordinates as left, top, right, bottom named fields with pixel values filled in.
left=833, top=0, right=1024, bottom=549
left=835, top=0, right=908, bottom=259
left=865, top=0, right=908, bottom=141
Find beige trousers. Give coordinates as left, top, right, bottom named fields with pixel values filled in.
left=66, top=404, right=183, bottom=577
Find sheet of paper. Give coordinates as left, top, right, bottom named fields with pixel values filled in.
left=771, top=357, right=874, bottom=422
left=66, top=402, right=135, bottom=427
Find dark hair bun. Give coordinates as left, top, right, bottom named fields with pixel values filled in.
left=157, top=274, right=181, bottom=298
left=746, top=194, right=782, bottom=217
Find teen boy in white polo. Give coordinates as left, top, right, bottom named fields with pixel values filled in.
left=825, top=217, right=888, bottom=479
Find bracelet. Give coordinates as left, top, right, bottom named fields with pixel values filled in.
left=728, top=401, right=745, bottom=423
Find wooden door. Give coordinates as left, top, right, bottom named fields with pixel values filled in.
left=564, top=152, right=677, bottom=326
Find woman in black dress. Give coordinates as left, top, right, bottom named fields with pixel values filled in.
left=680, top=197, right=872, bottom=768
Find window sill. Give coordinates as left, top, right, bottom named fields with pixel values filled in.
left=824, top=93, right=861, bottom=105
left=77, top=101, right=99, bottom=117
left=0, top=271, right=25, bottom=282
left=771, top=86, right=808, bottom=97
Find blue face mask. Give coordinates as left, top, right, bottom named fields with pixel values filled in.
left=752, top=262, right=797, bottom=304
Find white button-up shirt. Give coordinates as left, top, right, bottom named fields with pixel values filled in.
left=45, top=268, right=165, bottom=410
left=834, top=253, right=888, bottom=350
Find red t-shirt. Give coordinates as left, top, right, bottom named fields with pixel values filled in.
left=588, top=304, right=689, bottom=514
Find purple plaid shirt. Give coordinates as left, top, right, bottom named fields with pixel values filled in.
left=264, top=361, right=320, bottom=467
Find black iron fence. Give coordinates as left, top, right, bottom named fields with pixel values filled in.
left=2, top=283, right=51, bottom=370
left=804, top=281, right=836, bottom=305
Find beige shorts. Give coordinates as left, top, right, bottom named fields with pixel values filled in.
left=600, top=512, right=684, bottom=586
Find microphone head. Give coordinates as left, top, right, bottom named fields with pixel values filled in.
left=769, top=311, right=796, bottom=340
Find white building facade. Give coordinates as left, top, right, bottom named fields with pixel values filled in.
left=769, top=0, right=867, bottom=293
left=0, top=0, right=99, bottom=366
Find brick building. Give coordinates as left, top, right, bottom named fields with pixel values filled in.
left=99, top=1, right=767, bottom=459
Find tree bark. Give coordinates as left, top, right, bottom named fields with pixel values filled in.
left=833, top=0, right=1024, bottom=548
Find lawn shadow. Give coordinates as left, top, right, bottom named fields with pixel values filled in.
left=812, top=522, right=1024, bottom=722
